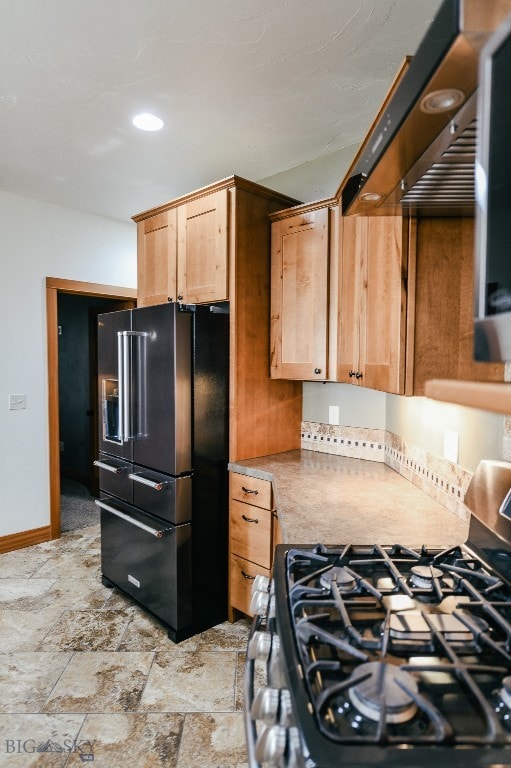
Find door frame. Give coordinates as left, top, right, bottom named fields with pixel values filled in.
left=46, top=277, right=137, bottom=538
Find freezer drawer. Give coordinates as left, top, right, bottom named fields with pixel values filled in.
left=94, top=453, right=132, bottom=503
left=98, top=495, right=192, bottom=634
left=131, top=465, right=192, bottom=524
left=95, top=454, right=192, bottom=524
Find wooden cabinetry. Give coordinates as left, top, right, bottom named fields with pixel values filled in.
left=136, top=188, right=228, bottom=307
left=134, top=176, right=303, bottom=462
left=406, top=217, right=504, bottom=395
left=228, top=472, right=276, bottom=619
left=176, top=188, right=228, bottom=304
left=270, top=205, right=331, bottom=380
left=270, top=204, right=408, bottom=394
left=337, top=215, right=408, bottom=394
left=137, top=210, right=177, bottom=307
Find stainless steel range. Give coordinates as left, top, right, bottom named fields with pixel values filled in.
left=245, top=460, right=511, bottom=767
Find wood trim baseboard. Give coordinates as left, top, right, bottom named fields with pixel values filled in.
left=0, top=526, right=52, bottom=554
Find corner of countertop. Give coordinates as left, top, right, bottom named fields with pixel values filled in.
left=227, top=462, right=275, bottom=482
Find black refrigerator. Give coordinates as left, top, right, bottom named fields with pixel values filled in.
left=95, top=301, right=229, bottom=642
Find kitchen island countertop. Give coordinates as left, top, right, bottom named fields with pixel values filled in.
left=228, top=450, right=469, bottom=546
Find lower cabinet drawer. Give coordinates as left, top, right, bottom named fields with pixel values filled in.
left=229, top=554, right=270, bottom=617
left=230, top=499, right=272, bottom=569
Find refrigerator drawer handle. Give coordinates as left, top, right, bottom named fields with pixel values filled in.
left=93, top=460, right=126, bottom=475
left=95, top=500, right=171, bottom=538
left=242, top=514, right=259, bottom=524
left=128, top=473, right=168, bottom=491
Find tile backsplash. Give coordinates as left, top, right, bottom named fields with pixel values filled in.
left=302, top=420, right=471, bottom=522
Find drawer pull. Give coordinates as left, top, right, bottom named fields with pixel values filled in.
left=95, top=500, right=171, bottom=538
left=242, top=514, right=259, bottom=524
left=241, top=486, right=259, bottom=495
left=128, top=472, right=167, bottom=491
left=94, top=460, right=126, bottom=474
left=241, top=570, right=255, bottom=580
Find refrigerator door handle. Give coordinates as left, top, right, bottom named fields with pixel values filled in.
left=95, top=500, right=172, bottom=538
left=128, top=472, right=168, bottom=492
left=117, top=331, right=126, bottom=443
left=118, top=330, right=148, bottom=442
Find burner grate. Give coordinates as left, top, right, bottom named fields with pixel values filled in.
left=285, top=543, right=511, bottom=748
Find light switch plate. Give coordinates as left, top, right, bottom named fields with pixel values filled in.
left=9, top=394, right=26, bottom=410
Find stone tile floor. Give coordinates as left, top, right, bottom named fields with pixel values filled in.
left=0, top=524, right=252, bottom=767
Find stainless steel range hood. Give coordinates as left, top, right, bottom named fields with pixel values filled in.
left=341, top=0, right=511, bottom=217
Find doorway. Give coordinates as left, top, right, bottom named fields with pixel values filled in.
left=46, top=277, right=137, bottom=538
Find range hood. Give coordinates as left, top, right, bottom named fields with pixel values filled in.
left=341, top=0, right=511, bottom=217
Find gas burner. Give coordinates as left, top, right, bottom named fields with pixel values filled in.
left=410, top=565, right=443, bottom=589
left=348, top=661, right=419, bottom=724
left=320, top=566, right=356, bottom=593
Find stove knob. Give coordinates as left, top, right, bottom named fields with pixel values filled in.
left=268, top=592, right=276, bottom=619
left=250, top=686, right=281, bottom=725
left=278, top=688, right=294, bottom=727
left=254, top=725, right=286, bottom=767
left=268, top=636, right=287, bottom=689
left=286, top=726, right=306, bottom=768
left=250, top=588, right=270, bottom=617
left=247, top=630, right=272, bottom=661
left=252, top=574, right=270, bottom=595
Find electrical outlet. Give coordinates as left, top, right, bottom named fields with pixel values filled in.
left=328, top=405, right=340, bottom=426
left=444, top=430, right=459, bottom=464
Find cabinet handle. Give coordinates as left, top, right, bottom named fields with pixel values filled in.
left=349, top=370, right=356, bottom=378
left=167, top=297, right=173, bottom=302
left=355, top=371, right=363, bottom=379
left=242, top=514, right=259, bottom=524
left=242, top=486, right=258, bottom=495
left=177, top=294, right=183, bottom=301
left=241, top=570, right=255, bottom=580
left=314, top=368, right=321, bottom=375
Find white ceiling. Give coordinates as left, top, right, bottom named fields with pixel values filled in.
left=0, top=0, right=442, bottom=222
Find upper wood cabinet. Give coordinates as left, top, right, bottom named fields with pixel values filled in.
left=177, top=189, right=228, bottom=304
left=337, top=216, right=408, bottom=394
left=134, top=176, right=304, bottom=462
left=407, top=217, right=504, bottom=395
left=270, top=206, right=330, bottom=380
left=136, top=188, right=228, bottom=307
left=137, top=210, right=177, bottom=307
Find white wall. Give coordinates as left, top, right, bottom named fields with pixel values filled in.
left=0, top=190, right=136, bottom=538
left=258, top=143, right=360, bottom=204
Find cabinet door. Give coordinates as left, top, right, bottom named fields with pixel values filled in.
left=176, top=189, right=229, bottom=304
left=338, top=216, right=407, bottom=394
left=338, top=216, right=364, bottom=383
left=270, top=208, right=329, bottom=380
left=362, top=217, right=407, bottom=394
left=137, top=210, right=177, bottom=307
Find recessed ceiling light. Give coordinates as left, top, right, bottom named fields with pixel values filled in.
left=132, top=113, right=164, bottom=131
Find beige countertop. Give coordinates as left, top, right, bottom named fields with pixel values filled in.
left=229, top=450, right=469, bottom=546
